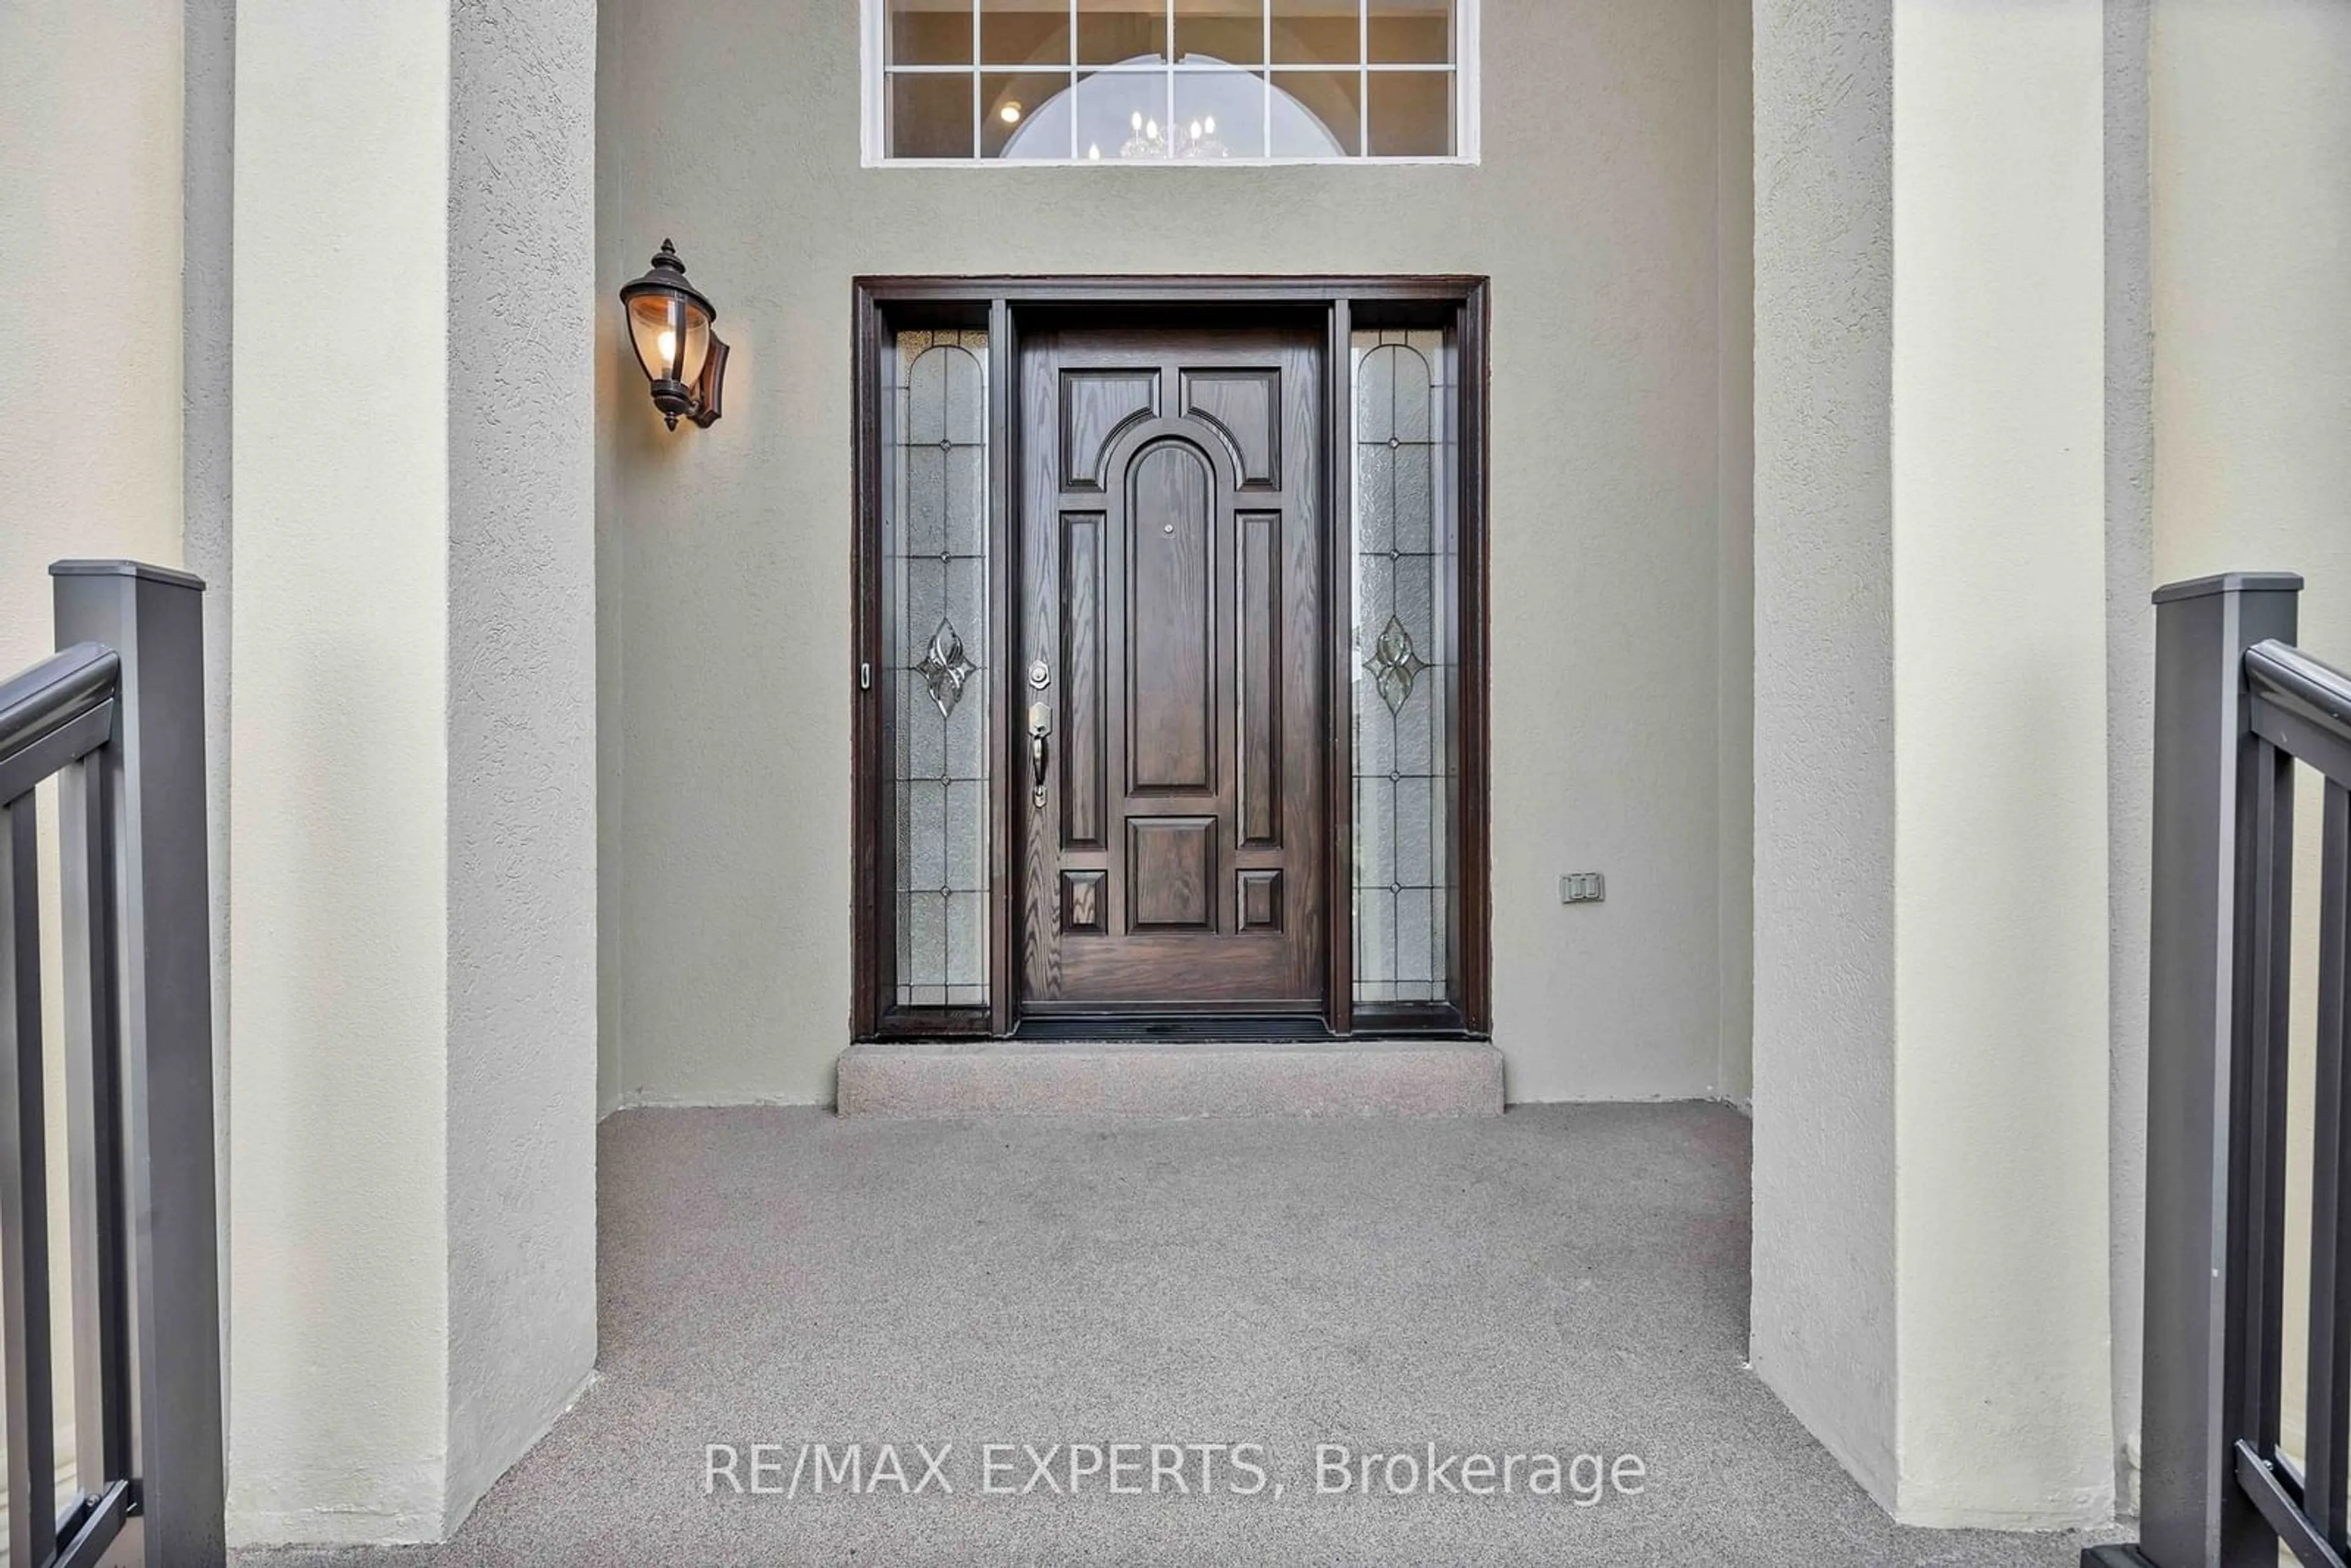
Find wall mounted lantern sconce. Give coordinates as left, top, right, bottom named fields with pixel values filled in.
left=619, top=239, right=729, bottom=430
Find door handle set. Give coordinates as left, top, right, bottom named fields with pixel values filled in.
left=1028, top=702, right=1051, bottom=808
left=1027, top=662, right=1053, bottom=809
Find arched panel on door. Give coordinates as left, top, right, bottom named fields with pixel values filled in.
left=1125, top=438, right=1217, bottom=796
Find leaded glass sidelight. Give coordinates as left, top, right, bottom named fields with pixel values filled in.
left=886, top=330, right=992, bottom=1008
left=1351, top=328, right=1457, bottom=1008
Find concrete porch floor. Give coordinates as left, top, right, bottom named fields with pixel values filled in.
left=241, top=1103, right=2119, bottom=1567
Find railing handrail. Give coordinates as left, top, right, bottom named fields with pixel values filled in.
left=0, top=643, right=118, bottom=765
left=2249, top=637, right=2351, bottom=752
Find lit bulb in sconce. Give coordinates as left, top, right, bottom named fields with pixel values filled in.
left=999, top=101, right=1022, bottom=124
left=1190, top=119, right=1203, bottom=140
left=1087, top=143, right=1101, bottom=160
left=1131, top=110, right=1142, bottom=132
left=1204, top=115, right=1216, bottom=135
left=1146, top=117, right=1159, bottom=138
left=656, top=328, right=677, bottom=368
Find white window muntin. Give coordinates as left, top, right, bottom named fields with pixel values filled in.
left=861, top=0, right=1481, bottom=167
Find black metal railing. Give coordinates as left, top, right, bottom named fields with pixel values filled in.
left=0, top=562, right=222, bottom=1567
left=2095, top=572, right=2351, bottom=1568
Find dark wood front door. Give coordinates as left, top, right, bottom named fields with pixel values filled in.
left=1016, top=321, right=1326, bottom=1013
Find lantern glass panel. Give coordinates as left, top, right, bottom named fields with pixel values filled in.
left=626, top=292, right=713, bottom=385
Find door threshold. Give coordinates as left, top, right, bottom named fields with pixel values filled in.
left=1011, top=1015, right=1335, bottom=1043
left=836, top=1037, right=1503, bottom=1118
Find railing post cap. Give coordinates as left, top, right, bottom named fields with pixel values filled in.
left=2152, top=571, right=2304, bottom=606
left=50, top=559, right=207, bottom=591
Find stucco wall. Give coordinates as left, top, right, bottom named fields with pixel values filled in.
left=1753, top=0, right=2115, bottom=1528
left=0, top=0, right=186, bottom=636
left=2147, top=0, right=2351, bottom=1474
left=0, top=0, right=187, bottom=1485
left=229, top=1, right=455, bottom=1538
left=230, top=0, right=601, bottom=1544
left=2104, top=0, right=2154, bottom=1512
left=1715, top=0, right=1757, bottom=1109
left=1888, top=0, right=2112, bottom=1526
left=595, top=0, right=631, bottom=1117
left=2149, top=8, right=2351, bottom=655
left=1750, top=0, right=1900, bottom=1505
left=181, top=0, right=237, bottom=1410
left=444, top=0, right=601, bottom=1529
left=598, top=0, right=1745, bottom=1107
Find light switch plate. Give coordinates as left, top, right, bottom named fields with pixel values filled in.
left=1560, top=872, right=1606, bottom=905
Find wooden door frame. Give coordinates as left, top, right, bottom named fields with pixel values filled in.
left=851, top=276, right=1491, bottom=1041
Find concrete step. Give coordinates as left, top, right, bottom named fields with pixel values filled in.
left=835, top=1038, right=1503, bottom=1119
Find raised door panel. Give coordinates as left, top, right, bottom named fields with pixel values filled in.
left=1128, top=817, right=1216, bottom=930
left=1238, top=868, right=1283, bottom=932
left=1061, top=370, right=1160, bottom=490
left=1179, top=369, right=1281, bottom=489
left=1061, top=869, right=1107, bottom=933
left=1059, top=512, right=1107, bottom=846
left=1126, top=442, right=1215, bottom=794
left=1237, top=510, right=1281, bottom=846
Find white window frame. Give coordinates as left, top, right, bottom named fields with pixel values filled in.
left=859, top=0, right=1481, bottom=167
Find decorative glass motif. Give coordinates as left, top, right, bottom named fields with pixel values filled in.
left=887, top=331, right=991, bottom=1008
left=1363, top=612, right=1430, bottom=713
left=914, top=617, right=977, bottom=718
left=1351, top=330, right=1455, bottom=1008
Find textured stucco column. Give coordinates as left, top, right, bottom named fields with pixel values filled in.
left=1752, top=0, right=2114, bottom=1528
left=228, top=0, right=597, bottom=1544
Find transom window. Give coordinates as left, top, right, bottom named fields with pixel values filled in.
left=868, top=1, right=1475, bottom=163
